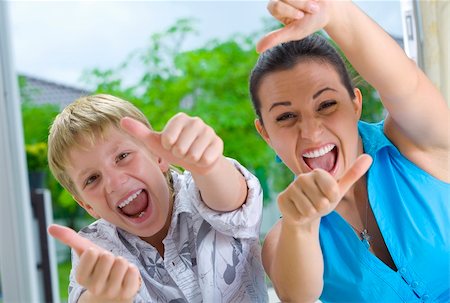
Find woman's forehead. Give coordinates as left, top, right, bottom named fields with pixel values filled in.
left=258, top=62, right=342, bottom=104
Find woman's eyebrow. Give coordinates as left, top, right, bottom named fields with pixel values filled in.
left=313, top=87, right=337, bottom=99
left=269, top=101, right=291, bottom=112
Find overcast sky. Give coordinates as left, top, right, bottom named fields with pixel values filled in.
left=7, top=1, right=402, bottom=89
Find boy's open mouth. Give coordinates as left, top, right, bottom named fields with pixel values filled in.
left=117, top=189, right=149, bottom=218
left=302, top=144, right=338, bottom=173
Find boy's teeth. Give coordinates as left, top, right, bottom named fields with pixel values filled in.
left=303, top=144, right=335, bottom=158
left=118, top=189, right=143, bottom=208
left=138, top=211, right=145, bottom=218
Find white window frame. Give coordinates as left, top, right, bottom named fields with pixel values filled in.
left=0, top=1, right=40, bottom=301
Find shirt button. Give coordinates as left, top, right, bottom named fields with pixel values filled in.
left=411, top=281, right=419, bottom=288
left=399, top=267, right=407, bottom=275
left=422, top=294, right=430, bottom=301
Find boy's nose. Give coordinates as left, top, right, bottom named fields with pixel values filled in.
left=105, top=171, right=128, bottom=194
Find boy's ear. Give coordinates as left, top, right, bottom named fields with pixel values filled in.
left=73, top=196, right=100, bottom=219
left=353, top=88, right=363, bottom=119
left=255, top=119, right=272, bottom=147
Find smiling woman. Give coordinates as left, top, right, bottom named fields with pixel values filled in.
left=250, top=0, right=449, bottom=302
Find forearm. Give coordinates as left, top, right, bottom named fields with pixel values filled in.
left=326, top=1, right=448, bottom=149
left=191, top=157, right=247, bottom=212
left=326, top=1, right=419, bottom=101
left=270, top=220, right=323, bottom=302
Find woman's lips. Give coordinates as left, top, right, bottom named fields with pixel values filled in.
left=302, top=144, right=338, bottom=173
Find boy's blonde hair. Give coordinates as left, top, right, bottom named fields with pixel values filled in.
left=48, top=94, right=163, bottom=198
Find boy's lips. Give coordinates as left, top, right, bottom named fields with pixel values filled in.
left=117, top=189, right=149, bottom=219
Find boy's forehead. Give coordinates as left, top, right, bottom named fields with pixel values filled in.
left=66, top=127, right=126, bottom=166
left=75, top=125, right=120, bottom=148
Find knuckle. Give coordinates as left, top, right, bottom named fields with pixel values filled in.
left=188, top=152, right=202, bottom=163
left=75, top=271, right=86, bottom=286
left=115, top=256, right=128, bottom=268
left=268, top=0, right=279, bottom=12
left=316, top=198, right=330, bottom=212
left=90, top=284, right=101, bottom=296
left=304, top=207, right=316, bottom=218
left=175, top=112, right=188, bottom=120
left=327, top=185, right=340, bottom=202
left=192, top=116, right=203, bottom=125
left=200, top=154, right=215, bottom=167
left=173, top=145, right=187, bottom=157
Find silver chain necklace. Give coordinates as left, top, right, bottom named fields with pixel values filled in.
left=349, top=198, right=371, bottom=249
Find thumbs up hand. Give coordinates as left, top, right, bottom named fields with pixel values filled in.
left=278, top=154, right=372, bottom=227
left=48, top=224, right=141, bottom=302
left=121, top=113, right=224, bottom=175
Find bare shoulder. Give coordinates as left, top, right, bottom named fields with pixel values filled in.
left=262, top=219, right=282, bottom=275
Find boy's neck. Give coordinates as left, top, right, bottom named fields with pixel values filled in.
left=140, top=194, right=174, bottom=258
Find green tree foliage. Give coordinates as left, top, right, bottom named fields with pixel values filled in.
left=80, top=18, right=385, bottom=203
left=82, top=19, right=277, bottom=200
left=19, top=18, right=386, bottom=219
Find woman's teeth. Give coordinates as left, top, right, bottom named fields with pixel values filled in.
left=302, top=144, right=335, bottom=158
left=118, top=189, right=143, bottom=209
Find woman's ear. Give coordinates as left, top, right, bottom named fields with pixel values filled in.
left=353, top=88, right=363, bottom=119
left=73, top=196, right=100, bottom=219
left=255, top=119, right=272, bottom=147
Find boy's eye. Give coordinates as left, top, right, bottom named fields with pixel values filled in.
left=85, top=175, right=98, bottom=187
left=116, top=152, right=129, bottom=163
left=276, top=112, right=297, bottom=122
left=318, top=100, right=337, bottom=111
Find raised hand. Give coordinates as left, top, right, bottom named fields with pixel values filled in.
left=256, top=0, right=331, bottom=53
left=278, top=154, right=373, bottom=226
left=121, top=113, right=224, bottom=175
left=48, top=224, right=141, bottom=302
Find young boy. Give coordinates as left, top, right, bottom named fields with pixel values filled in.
left=47, top=94, right=268, bottom=302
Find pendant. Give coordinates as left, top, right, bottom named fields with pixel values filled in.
left=360, top=229, right=371, bottom=249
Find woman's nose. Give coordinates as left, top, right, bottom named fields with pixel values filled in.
left=299, top=118, right=323, bottom=141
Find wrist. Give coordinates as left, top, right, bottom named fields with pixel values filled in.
left=281, top=217, right=321, bottom=236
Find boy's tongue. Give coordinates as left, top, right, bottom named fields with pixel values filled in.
left=304, top=151, right=335, bottom=172
left=121, top=191, right=148, bottom=217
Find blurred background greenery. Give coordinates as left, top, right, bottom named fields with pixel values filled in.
left=20, top=19, right=384, bottom=300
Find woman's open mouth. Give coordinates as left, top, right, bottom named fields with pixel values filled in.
left=302, top=144, right=338, bottom=174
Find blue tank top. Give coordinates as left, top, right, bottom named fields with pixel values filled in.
left=319, top=121, right=450, bottom=302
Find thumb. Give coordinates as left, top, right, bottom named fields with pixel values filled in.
left=120, top=117, right=165, bottom=156
left=256, top=23, right=299, bottom=53
left=48, top=224, right=98, bottom=256
left=337, top=154, right=373, bottom=195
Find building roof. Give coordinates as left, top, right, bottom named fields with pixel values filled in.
left=19, top=74, right=91, bottom=107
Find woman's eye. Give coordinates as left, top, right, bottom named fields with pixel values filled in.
left=276, top=112, right=296, bottom=122
left=318, top=100, right=337, bottom=111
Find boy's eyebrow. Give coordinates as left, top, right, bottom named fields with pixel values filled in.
left=269, top=101, right=291, bottom=111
